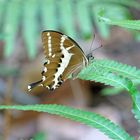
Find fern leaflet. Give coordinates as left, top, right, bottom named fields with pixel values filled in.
left=92, top=59, right=140, bottom=81
left=0, top=104, right=134, bottom=140
left=78, top=59, right=140, bottom=122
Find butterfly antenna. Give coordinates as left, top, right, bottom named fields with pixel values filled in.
left=88, top=34, right=95, bottom=55
left=87, top=34, right=103, bottom=59
left=92, top=44, right=103, bottom=52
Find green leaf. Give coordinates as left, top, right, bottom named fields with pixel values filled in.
left=107, top=0, right=140, bottom=10
left=80, top=71, right=132, bottom=91
left=87, top=0, right=140, bottom=10
left=98, top=13, right=140, bottom=30
left=1, top=0, right=140, bottom=58
left=0, top=0, right=7, bottom=39
left=76, top=1, right=92, bottom=39
left=101, top=86, right=124, bottom=96
left=130, top=89, right=140, bottom=123
left=40, top=0, right=58, bottom=30
left=58, top=0, right=76, bottom=38
left=78, top=59, right=140, bottom=123
left=92, top=3, right=130, bottom=38
left=33, top=132, right=46, bottom=140
left=92, top=59, right=140, bottom=81
left=131, top=30, right=140, bottom=41
left=0, top=64, right=18, bottom=76
left=22, top=0, right=39, bottom=60
left=101, top=80, right=140, bottom=96
left=0, top=0, right=6, bottom=26
left=78, top=60, right=135, bottom=89
left=3, top=0, right=22, bottom=57
left=0, top=104, right=134, bottom=140
left=92, top=6, right=109, bottom=38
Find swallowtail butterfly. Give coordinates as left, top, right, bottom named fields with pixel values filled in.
left=28, top=30, right=89, bottom=91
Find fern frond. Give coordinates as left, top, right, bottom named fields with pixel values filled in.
left=78, top=59, right=140, bottom=123
left=58, top=0, right=76, bottom=38
left=86, top=0, right=140, bottom=10
left=101, top=80, right=140, bottom=96
left=92, top=59, right=140, bottom=81
left=40, top=0, right=58, bottom=30
left=3, top=0, right=21, bottom=57
left=22, top=0, right=38, bottom=60
left=0, top=104, right=134, bottom=140
left=76, top=1, right=92, bottom=38
left=132, top=30, right=140, bottom=41
left=92, top=5, right=109, bottom=38
left=131, top=89, right=140, bottom=122
left=0, top=0, right=6, bottom=24
left=99, top=14, right=140, bottom=30
left=78, top=60, right=133, bottom=90
left=92, top=3, right=130, bottom=38
left=101, top=85, right=140, bottom=121
left=0, top=64, right=18, bottom=76
left=1, top=0, right=140, bottom=59
left=32, top=132, right=46, bottom=140
left=101, top=86, right=124, bottom=96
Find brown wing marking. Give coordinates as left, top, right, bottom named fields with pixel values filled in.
left=61, top=41, right=88, bottom=80
left=42, top=31, right=63, bottom=58
left=28, top=31, right=88, bottom=91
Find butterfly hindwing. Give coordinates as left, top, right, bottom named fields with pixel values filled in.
left=28, top=30, right=88, bottom=91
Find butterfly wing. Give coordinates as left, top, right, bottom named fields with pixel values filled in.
left=28, top=30, right=88, bottom=91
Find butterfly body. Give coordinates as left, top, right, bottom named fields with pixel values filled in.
left=28, top=30, right=88, bottom=91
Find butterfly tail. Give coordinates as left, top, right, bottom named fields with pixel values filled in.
left=28, top=80, right=42, bottom=91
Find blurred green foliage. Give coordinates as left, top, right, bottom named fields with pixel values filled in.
left=33, top=131, right=46, bottom=140
left=0, top=0, right=140, bottom=59
left=0, top=64, right=19, bottom=77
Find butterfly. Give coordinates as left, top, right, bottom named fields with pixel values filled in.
left=28, top=30, right=89, bottom=91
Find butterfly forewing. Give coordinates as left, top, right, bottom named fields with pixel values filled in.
left=28, top=30, right=88, bottom=91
